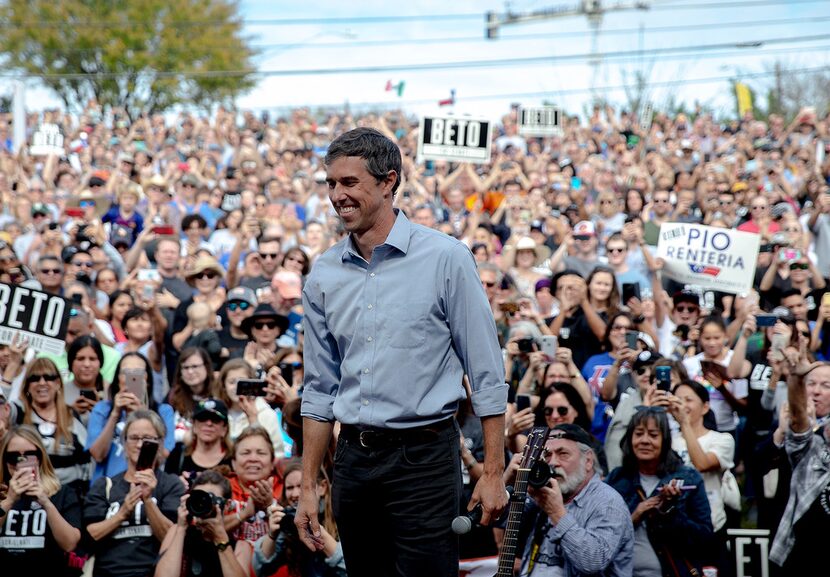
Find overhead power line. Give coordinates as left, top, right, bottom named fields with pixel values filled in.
left=0, top=0, right=823, bottom=29
left=9, top=32, right=826, bottom=80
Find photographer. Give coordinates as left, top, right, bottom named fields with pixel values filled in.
left=252, top=462, right=345, bottom=577
left=155, top=470, right=247, bottom=577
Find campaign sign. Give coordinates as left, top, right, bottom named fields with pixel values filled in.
left=30, top=123, right=65, bottom=156
left=726, top=528, right=770, bottom=577
left=657, top=223, right=760, bottom=294
left=518, top=106, right=562, bottom=136
left=0, top=284, right=70, bottom=354
left=417, top=115, right=492, bottom=164
left=639, top=102, right=654, bottom=134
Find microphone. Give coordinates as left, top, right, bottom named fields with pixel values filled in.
left=451, top=487, right=513, bottom=535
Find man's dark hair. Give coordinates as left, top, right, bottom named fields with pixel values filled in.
left=192, top=469, right=232, bottom=499
left=181, top=214, right=208, bottom=231
left=325, top=127, right=401, bottom=193
left=781, top=288, right=803, bottom=301
left=552, top=269, right=583, bottom=293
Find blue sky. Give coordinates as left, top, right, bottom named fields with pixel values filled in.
left=18, top=0, right=830, bottom=121
left=235, top=0, right=830, bottom=120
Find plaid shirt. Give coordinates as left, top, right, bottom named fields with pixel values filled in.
left=770, top=426, right=830, bottom=566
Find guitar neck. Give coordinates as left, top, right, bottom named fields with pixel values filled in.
left=495, top=469, right=529, bottom=577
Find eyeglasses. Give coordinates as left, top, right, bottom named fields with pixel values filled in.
left=607, top=247, right=627, bottom=254
left=3, top=449, right=42, bottom=465
left=126, top=435, right=160, bottom=444
left=635, top=366, right=651, bottom=376
left=789, top=263, right=809, bottom=271
left=253, top=321, right=278, bottom=330
left=195, top=272, right=218, bottom=280
left=227, top=301, right=251, bottom=312
left=79, top=200, right=96, bottom=208
left=39, top=268, right=62, bottom=275
left=258, top=252, right=279, bottom=260
left=72, top=261, right=94, bottom=268
left=674, top=305, right=699, bottom=313
left=182, top=363, right=205, bottom=372
left=544, top=406, right=570, bottom=417
left=26, top=373, right=59, bottom=385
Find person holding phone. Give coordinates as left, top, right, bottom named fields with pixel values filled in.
left=18, top=359, right=90, bottom=494
left=168, top=347, right=219, bottom=445
left=87, top=352, right=176, bottom=483
left=84, top=410, right=184, bottom=577
left=65, top=335, right=106, bottom=418
left=116, top=305, right=168, bottom=406
left=606, top=408, right=715, bottom=576
left=0, top=425, right=82, bottom=575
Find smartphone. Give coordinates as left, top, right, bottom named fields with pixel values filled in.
left=236, top=379, right=267, bottom=397
left=136, top=439, right=159, bottom=471
left=779, top=248, right=802, bottom=262
left=123, top=368, right=146, bottom=398
left=655, top=366, right=672, bottom=392
left=516, top=394, right=531, bottom=412
left=278, top=363, right=294, bottom=385
left=79, top=389, right=98, bottom=402
left=625, top=331, right=639, bottom=350
left=141, top=283, right=155, bottom=302
left=137, top=268, right=161, bottom=283
left=756, top=314, right=777, bottom=328
left=152, top=225, right=175, bottom=235
left=539, top=335, right=557, bottom=361
left=771, top=333, right=788, bottom=361
left=65, top=207, right=84, bottom=218
left=822, top=293, right=830, bottom=308
left=622, top=283, right=641, bottom=304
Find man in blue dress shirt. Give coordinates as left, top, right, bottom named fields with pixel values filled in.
left=296, top=127, right=508, bottom=577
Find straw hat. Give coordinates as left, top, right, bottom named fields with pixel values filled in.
left=185, top=254, right=226, bottom=285
left=66, top=189, right=110, bottom=219
left=505, top=236, right=551, bottom=267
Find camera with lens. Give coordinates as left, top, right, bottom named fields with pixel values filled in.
left=280, top=505, right=298, bottom=535
left=186, top=489, right=226, bottom=519
left=527, top=460, right=556, bottom=489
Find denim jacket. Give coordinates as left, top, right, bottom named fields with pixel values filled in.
left=606, top=465, right=714, bottom=577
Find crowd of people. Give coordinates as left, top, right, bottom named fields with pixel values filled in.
left=0, top=100, right=828, bottom=576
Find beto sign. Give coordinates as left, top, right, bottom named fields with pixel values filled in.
left=417, top=115, right=492, bottom=164
left=0, top=284, right=70, bottom=355
left=518, top=106, right=563, bottom=136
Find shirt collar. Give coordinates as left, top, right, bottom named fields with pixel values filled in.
left=340, top=209, right=411, bottom=262
left=569, top=473, right=600, bottom=508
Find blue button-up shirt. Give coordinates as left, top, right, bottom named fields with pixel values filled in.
left=301, top=210, right=507, bottom=428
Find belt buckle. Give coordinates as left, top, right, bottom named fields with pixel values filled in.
left=359, top=430, right=375, bottom=448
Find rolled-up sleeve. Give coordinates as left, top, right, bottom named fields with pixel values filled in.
left=444, top=243, right=507, bottom=417
left=301, top=274, right=342, bottom=422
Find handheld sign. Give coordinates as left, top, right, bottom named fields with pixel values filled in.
left=30, top=124, right=65, bottom=156
left=0, top=284, right=70, bottom=354
left=417, top=115, right=492, bottom=164
left=639, top=102, right=654, bottom=134
left=657, top=223, right=760, bottom=295
left=518, top=106, right=562, bottom=137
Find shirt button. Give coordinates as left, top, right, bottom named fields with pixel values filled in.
left=362, top=399, right=369, bottom=406
left=367, top=304, right=373, bottom=310
left=367, top=336, right=373, bottom=342
left=363, top=368, right=370, bottom=374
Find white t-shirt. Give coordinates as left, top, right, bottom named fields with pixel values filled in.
left=672, top=429, right=734, bottom=531
left=683, top=352, right=748, bottom=432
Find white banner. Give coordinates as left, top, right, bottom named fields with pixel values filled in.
left=656, top=223, right=760, bottom=295
left=417, top=115, right=492, bottom=164
left=30, top=123, right=65, bottom=156
left=0, top=284, right=71, bottom=355
left=518, top=106, right=562, bottom=136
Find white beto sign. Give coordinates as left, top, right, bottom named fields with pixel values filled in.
left=518, top=106, right=563, bottom=136
left=657, top=223, right=760, bottom=295
left=417, top=115, right=492, bottom=164
left=30, top=123, right=65, bottom=156
left=639, top=102, right=654, bottom=133
left=0, top=284, right=71, bottom=354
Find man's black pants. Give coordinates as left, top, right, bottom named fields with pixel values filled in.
left=332, top=421, right=461, bottom=577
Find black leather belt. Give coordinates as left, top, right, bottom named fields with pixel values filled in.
left=340, top=417, right=454, bottom=449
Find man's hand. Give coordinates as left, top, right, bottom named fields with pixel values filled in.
left=528, top=480, right=566, bottom=524
left=295, top=487, right=325, bottom=551
left=467, top=471, right=507, bottom=526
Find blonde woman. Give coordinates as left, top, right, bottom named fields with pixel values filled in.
left=0, top=425, right=82, bottom=573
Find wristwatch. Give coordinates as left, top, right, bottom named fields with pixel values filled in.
left=215, top=540, right=231, bottom=551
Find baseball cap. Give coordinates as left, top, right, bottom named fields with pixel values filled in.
left=549, top=424, right=594, bottom=447
left=672, top=290, right=700, bottom=308
left=272, top=270, right=302, bottom=300
left=535, top=278, right=552, bottom=293
left=573, top=221, right=595, bottom=237
left=31, top=203, right=50, bottom=217
left=226, top=286, right=257, bottom=308
left=632, top=350, right=662, bottom=372
left=193, top=398, right=228, bottom=423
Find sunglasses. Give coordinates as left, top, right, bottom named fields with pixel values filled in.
left=258, top=252, right=279, bottom=260
left=26, top=373, right=59, bottom=385
left=253, top=321, right=278, bottom=330
left=607, top=247, right=627, bottom=254
left=544, top=406, right=570, bottom=417
left=573, top=235, right=592, bottom=241
left=789, top=263, right=809, bottom=271
left=3, top=449, right=42, bottom=465
left=653, top=198, right=671, bottom=204
left=227, top=301, right=251, bottom=312
left=675, top=305, right=699, bottom=313
left=195, top=272, right=218, bottom=280
left=195, top=414, right=225, bottom=424
left=79, top=200, right=96, bottom=208
left=482, top=281, right=497, bottom=288
left=635, top=366, right=651, bottom=376
left=634, top=405, right=668, bottom=414
left=39, top=268, right=62, bottom=275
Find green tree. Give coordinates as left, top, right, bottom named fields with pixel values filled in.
left=0, top=0, right=257, bottom=118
